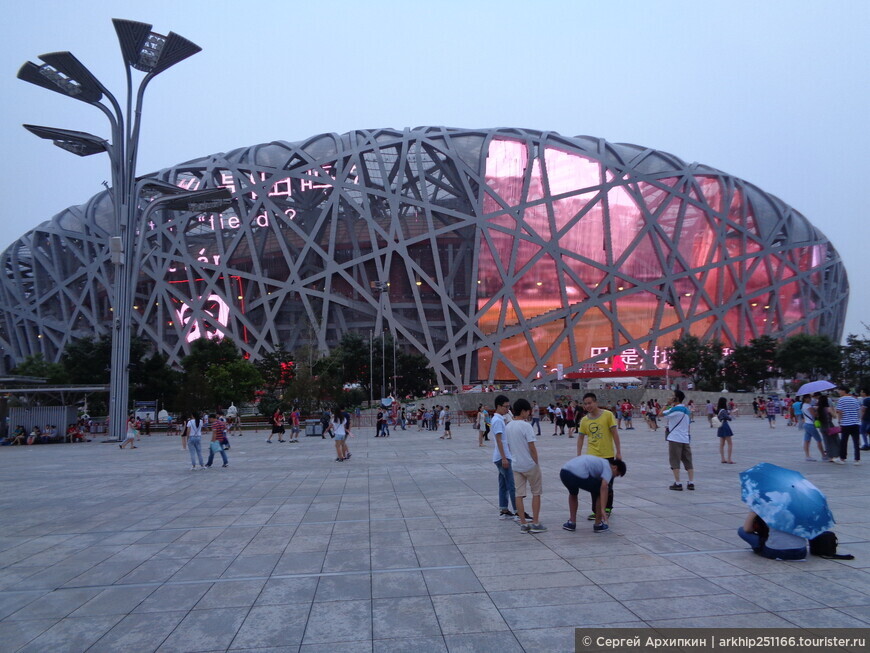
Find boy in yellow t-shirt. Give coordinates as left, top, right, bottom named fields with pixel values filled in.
left=577, top=392, right=623, bottom=520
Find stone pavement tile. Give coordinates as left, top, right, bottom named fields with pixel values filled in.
left=170, top=556, right=234, bottom=582
left=156, top=606, right=247, bottom=652
left=64, top=559, right=149, bottom=587
left=323, top=548, right=372, bottom=572
left=175, top=527, right=228, bottom=544
left=133, top=530, right=185, bottom=545
left=0, top=617, right=58, bottom=650
left=221, top=553, right=280, bottom=579
left=153, top=541, right=207, bottom=560
left=7, top=587, right=102, bottom=620
left=229, top=604, right=308, bottom=649
left=134, top=583, right=213, bottom=613
left=371, top=571, right=428, bottom=599
left=0, top=590, right=45, bottom=620
left=87, top=610, right=187, bottom=653
left=404, top=518, right=441, bottom=531
left=708, top=575, right=828, bottom=612
left=374, top=635, right=446, bottom=653
left=106, top=543, right=171, bottom=563
left=302, top=599, right=372, bottom=644
left=10, top=564, right=96, bottom=591
left=371, top=547, right=418, bottom=571
left=119, top=559, right=186, bottom=584
left=469, top=558, right=576, bottom=577
left=329, top=534, right=373, bottom=551
left=837, top=605, right=870, bottom=624
left=489, top=585, right=615, bottom=609
left=813, top=568, right=870, bottom=594
left=372, top=596, right=440, bottom=639
left=255, top=576, right=318, bottom=606
left=443, top=631, right=525, bottom=652
left=195, top=579, right=267, bottom=609
left=413, top=545, right=467, bottom=567
left=581, top=561, right=699, bottom=585
left=69, top=585, right=157, bottom=617
left=602, top=577, right=727, bottom=601
left=283, top=534, right=332, bottom=553
left=17, top=614, right=124, bottom=653
left=371, top=519, right=410, bottom=533
left=430, top=593, right=508, bottom=635
left=562, top=551, right=667, bottom=571
left=231, top=648, right=297, bottom=653
left=314, top=573, right=372, bottom=602
left=759, top=571, right=870, bottom=607
left=302, top=640, right=372, bottom=653
left=479, top=570, right=590, bottom=592
left=647, top=613, right=796, bottom=627
left=500, top=602, right=638, bottom=629
left=422, top=568, right=483, bottom=595
left=461, top=546, right=558, bottom=566
left=370, top=530, right=413, bottom=548
left=0, top=567, right=42, bottom=591
left=332, top=521, right=371, bottom=535
left=408, top=530, right=454, bottom=547
left=776, top=607, right=870, bottom=628
left=511, top=626, right=581, bottom=653
left=664, top=553, right=750, bottom=577
left=622, top=594, right=767, bottom=621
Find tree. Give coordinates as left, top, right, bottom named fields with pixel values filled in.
left=11, top=353, right=69, bottom=384
left=133, top=352, right=182, bottom=412
left=775, top=333, right=841, bottom=379
left=179, top=338, right=262, bottom=413
left=722, top=336, right=779, bottom=391
left=666, top=334, right=726, bottom=391
left=206, top=359, right=263, bottom=408
left=840, top=329, right=870, bottom=390
left=254, top=346, right=296, bottom=394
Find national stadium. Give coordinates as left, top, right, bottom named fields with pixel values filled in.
left=0, top=127, right=849, bottom=387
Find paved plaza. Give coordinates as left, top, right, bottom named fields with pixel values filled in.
left=0, top=411, right=868, bottom=652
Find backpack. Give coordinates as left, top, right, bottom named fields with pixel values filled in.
left=809, top=531, right=854, bottom=560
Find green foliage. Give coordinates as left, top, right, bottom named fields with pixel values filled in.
left=840, top=329, right=870, bottom=391
left=722, top=336, right=779, bottom=391
left=12, top=353, right=69, bottom=384
left=775, top=333, right=841, bottom=378
left=205, top=359, right=263, bottom=408
left=131, top=351, right=182, bottom=411
left=178, top=338, right=262, bottom=414
left=254, top=346, right=295, bottom=393
left=666, top=334, right=726, bottom=391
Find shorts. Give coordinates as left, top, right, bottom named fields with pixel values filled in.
left=334, top=432, right=346, bottom=441
left=559, top=468, right=601, bottom=497
left=444, top=421, right=451, bottom=431
left=668, top=441, right=693, bottom=470
left=803, top=423, right=821, bottom=443
left=767, top=414, right=776, bottom=423
left=513, top=465, right=543, bottom=497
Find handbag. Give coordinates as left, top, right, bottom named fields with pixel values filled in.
left=824, top=426, right=842, bottom=436
left=209, top=440, right=222, bottom=453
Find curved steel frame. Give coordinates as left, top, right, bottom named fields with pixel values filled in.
left=0, top=127, right=849, bottom=388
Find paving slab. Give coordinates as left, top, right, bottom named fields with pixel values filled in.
left=0, top=415, right=868, bottom=651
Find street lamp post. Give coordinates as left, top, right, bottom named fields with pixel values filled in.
left=18, top=19, right=203, bottom=441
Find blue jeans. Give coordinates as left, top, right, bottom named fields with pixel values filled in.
left=207, top=445, right=228, bottom=466
left=494, top=460, right=516, bottom=512
left=737, top=527, right=806, bottom=560
left=188, top=438, right=204, bottom=466
left=531, top=418, right=541, bottom=436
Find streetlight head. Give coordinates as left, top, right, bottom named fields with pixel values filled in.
left=113, top=19, right=201, bottom=75
left=22, top=124, right=109, bottom=157
left=17, top=52, right=104, bottom=104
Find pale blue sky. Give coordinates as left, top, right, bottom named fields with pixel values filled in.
left=1, top=0, right=867, bottom=339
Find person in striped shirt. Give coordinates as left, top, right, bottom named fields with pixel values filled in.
left=836, top=387, right=861, bottom=465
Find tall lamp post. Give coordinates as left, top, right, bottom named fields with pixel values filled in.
left=18, top=19, right=203, bottom=441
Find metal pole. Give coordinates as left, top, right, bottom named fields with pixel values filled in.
left=369, top=329, right=373, bottom=408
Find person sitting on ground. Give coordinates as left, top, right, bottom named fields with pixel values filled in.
left=737, top=511, right=807, bottom=560
left=27, top=426, right=41, bottom=445
left=10, top=425, right=25, bottom=446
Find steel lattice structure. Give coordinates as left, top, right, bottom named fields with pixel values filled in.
left=0, top=127, right=849, bottom=386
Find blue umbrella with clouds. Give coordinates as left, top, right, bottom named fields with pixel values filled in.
left=740, top=462, right=834, bottom=539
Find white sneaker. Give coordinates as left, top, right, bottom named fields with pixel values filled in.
left=854, top=461, right=862, bottom=466
left=832, top=459, right=845, bottom=465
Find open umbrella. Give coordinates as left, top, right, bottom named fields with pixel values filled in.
left=795, top=380, right=836, bottom=396
left=740, top=462, right=834, bottom=539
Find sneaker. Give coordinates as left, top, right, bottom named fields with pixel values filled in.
left=605, top=508, right=612, bottom=515
left=854, top=461, right=862, bottom=466
left=587, top=513, right=596, bottom=521
left=529, top=523, right=548, bottom=533
left=562, top=521, right=576, bottom=531
left=345, top=453, right=352, bottom=460
left=266, top=439, right=272, bottom=443
left=335, top=457, right=344, bottom=462
left=832, top=459, right=846, bottom=465
left=805, top=457, right=817, bottom=461
left=191, top=465, right=196, bottom=470
left=222, top=463, right=228, bottom=467
left=512, top=511, right=533, bottom=523
left=686, top=483, right=695, bottom=491
left=498, top=509, right=513, bottom=520
left=519, top=524, right=531, bottom=533
left=669, top=483, right=683, bottom=491
left=593, top=523, right=609, bottom=533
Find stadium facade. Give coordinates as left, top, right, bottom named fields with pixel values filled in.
left=0, top=127, right=849, bottom=387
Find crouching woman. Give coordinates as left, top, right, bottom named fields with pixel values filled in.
left=737, top=511, right=807, bottom=560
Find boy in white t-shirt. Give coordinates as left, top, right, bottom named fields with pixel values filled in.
left=505, top=398, right=547, bottom=534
